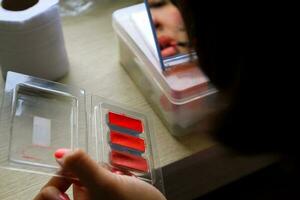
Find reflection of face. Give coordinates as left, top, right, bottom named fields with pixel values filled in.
left=148, top=0, right=190, bottom=58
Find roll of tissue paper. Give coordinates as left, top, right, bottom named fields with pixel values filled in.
left=0, top=0, right=69, bottom=80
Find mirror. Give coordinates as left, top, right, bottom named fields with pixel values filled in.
left=144, top=0, right=197, bottom=71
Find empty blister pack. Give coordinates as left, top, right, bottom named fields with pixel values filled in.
left=0, top=71, right=164, bottom=192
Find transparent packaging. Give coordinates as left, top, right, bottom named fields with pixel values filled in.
left=112, top=4, right=221, bottom=136
left=59, top=0, right=93, bottom=16
left=0, top=71, right=164, bottom=193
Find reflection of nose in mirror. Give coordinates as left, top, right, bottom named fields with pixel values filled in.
left=144, top=0, right=197, bottom=70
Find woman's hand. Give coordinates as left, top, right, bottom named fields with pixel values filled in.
left=33, top=149, right=166, bottom=200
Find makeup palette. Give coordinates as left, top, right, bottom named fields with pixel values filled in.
left=92, top=100, right=156, bottom=182
left=0, top=71, right=164, bottom=192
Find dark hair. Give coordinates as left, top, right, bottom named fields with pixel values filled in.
left=176, top=1, right=242, bottom=90
left=176, top=1, right=297, bottom=155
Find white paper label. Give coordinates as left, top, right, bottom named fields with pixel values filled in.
left=15, top=99, right=24, bottom=116
left=32, top=116, right=51, bottom=147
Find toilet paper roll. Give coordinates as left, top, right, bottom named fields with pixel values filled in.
left=0, top=0, right=69, bottom=80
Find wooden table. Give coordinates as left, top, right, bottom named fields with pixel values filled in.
left=0, top=1, right=279, bottom=199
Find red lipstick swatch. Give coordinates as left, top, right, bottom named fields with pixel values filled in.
left=110, top=130, right=145, bottom=152
left=108, top=112, right=143, bottom=133
left=110, top=150, right=148, bottom=172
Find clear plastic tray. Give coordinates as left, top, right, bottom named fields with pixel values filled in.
left=0, top=71, right=164, bottom=192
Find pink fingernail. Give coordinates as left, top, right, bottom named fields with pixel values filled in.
left=54, top=148, right=70, bottom=159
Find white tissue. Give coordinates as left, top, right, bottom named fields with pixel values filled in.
left=0, top=0, right=69, bottom=80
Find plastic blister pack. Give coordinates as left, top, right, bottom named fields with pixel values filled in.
left=0, top=71, right=164, bottom=192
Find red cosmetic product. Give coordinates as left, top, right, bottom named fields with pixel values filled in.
left=110, top=150, right=148, bottom=173
left=108, top=112, right=143, bottom=133
left=110, top=130, right=145, bottom=152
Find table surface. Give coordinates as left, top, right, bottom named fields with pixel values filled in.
left=0, top=1, right=279, bottom=199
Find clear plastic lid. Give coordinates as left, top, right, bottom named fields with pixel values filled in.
left=0, top=71, right=164, bottom=193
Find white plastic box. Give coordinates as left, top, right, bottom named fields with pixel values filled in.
left=113, top=4, right=219, bottom=136
left=0, top=71, right=164, bottom=192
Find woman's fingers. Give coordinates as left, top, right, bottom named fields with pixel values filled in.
left=54, top=149, right=119, bottom=195
left=33, top=185, right=70, bottom=200
left=41, top=175, right=72, bottom=193
left=53, top=149, right=166, bottom=200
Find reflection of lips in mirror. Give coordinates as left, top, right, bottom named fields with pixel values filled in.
left=158, top=36, right=178, bottom=58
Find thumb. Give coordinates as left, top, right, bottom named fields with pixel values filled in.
left=54, top=149, right=117, bottom=193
